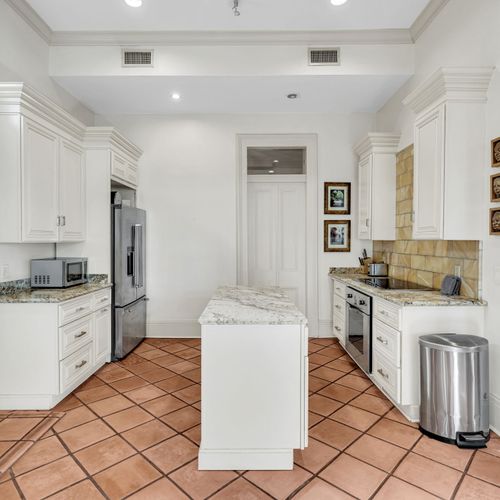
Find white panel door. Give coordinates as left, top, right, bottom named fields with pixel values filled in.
left=413, top=104, right=445, bottom=239
left=59, top=139, right=86, bottom=241
left=21, top=118, right=59, bottom=242
left=358, top=155, right=372, bottom=240
left=248, top=180, right=306, bottom=312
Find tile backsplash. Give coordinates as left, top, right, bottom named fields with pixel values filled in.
left=373, top=145, right=480, bottom=298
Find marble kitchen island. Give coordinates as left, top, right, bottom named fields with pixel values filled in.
left=198, top=286, right=308, bottom=470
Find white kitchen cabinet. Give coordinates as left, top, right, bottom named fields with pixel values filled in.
left=21, top=118, right=60, bottom=242
left=0, top=287, right=112, bottom=410
left=404, top=67, right=494, bottom=240
left=59, top=138, right=86, bottom=241
left=354, top=133, right=400, bottom=240
left=331, top=278, right=347, bottom=345
left=94, top=306, right=112, bottom=366
left=111, top=150, right=139, bottom=189
left=0, top=84, right=87, bottom=243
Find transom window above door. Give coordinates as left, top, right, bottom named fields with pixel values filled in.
left=247, top=148, right=305, bottom=175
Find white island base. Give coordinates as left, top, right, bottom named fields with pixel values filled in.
left=198, top=287, right=308, bottom=471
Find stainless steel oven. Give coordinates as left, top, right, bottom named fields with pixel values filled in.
left=346, top=287, right=372, bottom=374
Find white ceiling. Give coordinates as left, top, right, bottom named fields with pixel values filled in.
left=26, top=0, right=430, bottom=32
left=53, top=75, right=409, bottom=114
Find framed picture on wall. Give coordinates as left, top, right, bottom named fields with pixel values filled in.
left=491, top=173, right=500, bottom=202
left=490, top=208, right=500, bottom=235
left=324, top=182, right=351, bottom=215
left=324, top=220, right=351, bottom=252
left=492, top=137, right=500, bottom=167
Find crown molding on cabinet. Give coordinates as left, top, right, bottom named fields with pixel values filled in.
left=84, top=127, right=143, bottom=161
left=0, top=82, right=86, bottom=140
left=354, top=133, right=401, bottom=158
left=4, top=0, right=52, bottom=44
left=403, top=67, right=495, bottom=114
left=410, top=0, right=451, bottom=41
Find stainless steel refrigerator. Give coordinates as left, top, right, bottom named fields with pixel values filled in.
left=112, top=205, right=147, bottom=359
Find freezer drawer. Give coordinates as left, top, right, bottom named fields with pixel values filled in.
left=114, top=297, right=147, bottom=359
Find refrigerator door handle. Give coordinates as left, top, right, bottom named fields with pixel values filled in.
left=132, top=224, right=143, bottom=288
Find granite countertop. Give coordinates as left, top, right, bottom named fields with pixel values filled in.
left=329, top=268, right=486, bottom=307
left=199, top=285, right=308, bottom=325
left=0, top=282, right=112, bottom=304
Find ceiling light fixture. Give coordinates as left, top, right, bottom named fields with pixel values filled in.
left=171, top=92, right=181, bottom=100
left=330, top=0, right=348, bottom=5
left=124, top=0, right=142, bottom=7
left=268, top=170, right=275, bottom=174
left=232, top=0, right=241, bottom=16
left=287, top=93, right=299, bottom=100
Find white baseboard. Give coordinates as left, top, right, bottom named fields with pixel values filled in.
left=147, top=320, right=200, bottom=338
left=198, top=448, right=293, bottom=470
left=317, top=319, right=334, bottom=338
left=490, top=393, right=500, bottom=435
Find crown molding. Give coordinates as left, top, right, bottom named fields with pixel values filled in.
left=4, top=0, right=52, bottom=44
left=410, top=0, right=450, bottom=41
left=49, top=29, right=413, bottom=47
left=403, top=67, right=495, bottom=114
left=0, top=82, right=86, bottom=140
left=84, top=127, right=143, bottom=160
left=354, top=133, right=401, bottom=157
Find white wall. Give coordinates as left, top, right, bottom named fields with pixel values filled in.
left=0, top=0, right=94, bottom=282
left=375, top=0, right=500, bottom=432
left=96, top=113, right=375, bottom=337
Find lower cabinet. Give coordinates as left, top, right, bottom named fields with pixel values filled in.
left=332, top=279, right=347, bottom=345
left=0, top=287, right=112, bottom=410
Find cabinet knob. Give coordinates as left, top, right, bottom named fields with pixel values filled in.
left=347, top=293, right=353, bottom=298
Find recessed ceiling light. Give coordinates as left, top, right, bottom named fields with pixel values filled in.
left=268, top=170, right=275, bottom=174
left=124, top=0, right=142, bottom=7
left=171, top=92, right=181, bottom=100
left=330, top=0, right=348, bottom=5
left=287, top=93, right=299, bottom=100
left=273, top=160, right=279, bottom=164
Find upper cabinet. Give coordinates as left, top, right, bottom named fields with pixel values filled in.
left=355, top=133, right=400, bottom=241
left=404, top=67, right=494, bottom=240
left=0, top=84, right=86, bottom=243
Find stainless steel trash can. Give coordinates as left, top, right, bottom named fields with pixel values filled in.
left=419, top=334, right=489, bottom=448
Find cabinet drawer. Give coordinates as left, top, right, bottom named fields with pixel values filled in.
left=374, top=298, right=401, bottom=330
left=333, top=280, right=346, bottom=300
left=92, top=288, right=111, bottom=310
left=333, top=312, right=346, bottom=345
left=333, top=297, right=346, bottom=318
left=373, top=319, right=401, bottom=367
left=59, top=295, right=92, bottom=326
left=59, top=316, right=93, bottom=360
left=60, top=343, right=93, bottom=393
left=372, top=350, right=400, bottom=403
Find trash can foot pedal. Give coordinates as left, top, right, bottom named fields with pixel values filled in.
left=456, top=432, right=489, bottom=449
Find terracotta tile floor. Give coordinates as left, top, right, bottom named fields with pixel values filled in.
left=0, top=337, right=499, bottom=499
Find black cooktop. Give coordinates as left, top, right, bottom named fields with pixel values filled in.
left=357, top=277, right=433, bottom=291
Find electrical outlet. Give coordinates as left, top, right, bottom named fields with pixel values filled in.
left=0, top=264, right=9, bottom=282
left=454, top=265, right=461, bottom=278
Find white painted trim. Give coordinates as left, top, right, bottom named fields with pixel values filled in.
left=354, top=133, right=401, bottom=158
left=4, top=0, right=52, bottom=44
left=318, top=319, right=334, bottom=339
left=49, top=29, right=413, bottom=47
left=84, top=126, right=143, bottom=160
left=403, top=67, right=495, bottom=114
left=237, top=134, right=319, bottom=338
left=490, top=393, right=500, bottom=435
left=147, top=320, right=200, bottom=338
left=410, top=0, right=451, bottom=42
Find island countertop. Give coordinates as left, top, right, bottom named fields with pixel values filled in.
left=199, top=285, right=308, bottom=325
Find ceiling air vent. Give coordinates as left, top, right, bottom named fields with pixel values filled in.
left=308, top=48, right=340, bottom=66
left=122, top=49, right=154, bottom=67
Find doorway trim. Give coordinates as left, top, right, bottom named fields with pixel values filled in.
left=236, top=134, right=319, bottom=336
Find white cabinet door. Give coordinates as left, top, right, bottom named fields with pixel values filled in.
left=358, top=155, right=372, bottom=239
left=59, top=139, right=86, bottom=241
left=21, top=118, right=59, bottom=242
left=413, top=104, right=445, bottom=239
left=94, top=307, right=111, bottom=365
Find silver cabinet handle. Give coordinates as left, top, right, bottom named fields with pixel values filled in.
left=75, top=360, right=87, bottom=369
left=376, top=336, right=388, bottom=345
left=76, top=306, right=86, bottom=312
left=57, top=215, right=61, bottom=227
left=334, top=326, right=341, bottom=332
left=75, top=331, right=87, bottom=339
left=61, top=215, right=66, bottom=226
left=377, top=368, right=389, bottom=379
left=335, top=305, right=342, bottom=310
left=100, top=297, right=108, bottom=302
left=101, top=308, right=108, bottom=312
left=366, top=218, right=370, bottom=226
left=380, top=310, right=387, bottom=316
